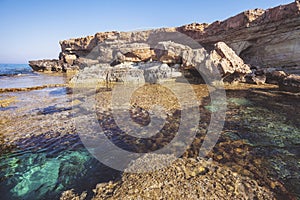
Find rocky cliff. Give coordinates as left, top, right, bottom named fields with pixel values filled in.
left=177, top=0, right=300, bottom=72
left=29, top=1, right=300, bottom=90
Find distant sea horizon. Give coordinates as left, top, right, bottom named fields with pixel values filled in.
left=0, top=63, right=66, bottom=89
left=0, top=63, right=32, bottom=76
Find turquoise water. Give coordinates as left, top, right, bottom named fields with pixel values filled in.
left=221, top=89, right=300, bottom=199
left=0, top=135, right=120, bottom=200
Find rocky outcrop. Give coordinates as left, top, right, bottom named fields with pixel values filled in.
left=155, top=41, right=251, bottom=82
left=177, top=1, right=300, bottom=72
left=29, top=59, right=64, bottom=72
left=71, top=61, right=182, bottom=84
left=28, top=59, right=78, bottom=72
left=70, top=40, right=251, bottom=84
left=29, top=1, right=300, bottom=87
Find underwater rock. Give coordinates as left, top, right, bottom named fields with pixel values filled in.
left=11, top=157, right=60, bottom=197
left=2, top=150, right=91, bottom=199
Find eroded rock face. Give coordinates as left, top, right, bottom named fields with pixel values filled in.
left=28, top=59, right=79, bottom=72
left=177, top=1, right=300, bottom=72
left=155, top=41, right=251, bottom=82
left=28, top=59, right=64, bottom=72
left=71, top=61, right=182, bottom=84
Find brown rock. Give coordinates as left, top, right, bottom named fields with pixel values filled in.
left=86, top=155, right=277, bottom=200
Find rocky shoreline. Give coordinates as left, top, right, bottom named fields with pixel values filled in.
left=1, top=1, right=298, bottom=200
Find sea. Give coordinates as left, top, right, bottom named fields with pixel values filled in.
left=0, top=64, right=66, bottom=89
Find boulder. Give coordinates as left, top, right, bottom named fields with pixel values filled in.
left=116, top=43, right=153, bottom=63
left=154, top=41, right=251, bottom=82
left=71, top=61, right=182, bottom=84
left=210, top=42, right=251, bottom=82
left=138, top=62, right=182, bottom=83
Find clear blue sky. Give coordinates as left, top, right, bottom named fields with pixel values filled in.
left=0, top=0, right=293, bottom=64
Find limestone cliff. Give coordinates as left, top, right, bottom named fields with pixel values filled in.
left=53, top=1, right=300, bottom=73
left=28, top=1, right=300, bottom=90
left=177, top=1, right=300, bottom=72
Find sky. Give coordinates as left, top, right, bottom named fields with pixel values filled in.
left=0, top=0, right=293, bottom=64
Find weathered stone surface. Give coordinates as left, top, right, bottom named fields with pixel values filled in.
left=155, top=41, right=251, bottom=82
left=210, top=42, right=251, bottom=81
left=177, top=1, right=300, bottom=73
left=71, top=61, right=182, bottom=84
left=138, top=62, right=182, bottom=83
left=264, top=70, right=300, bottom=92
left=61, top=53, right=77, bottom=65
left=78, top=155, right=276, bottom=199
left=28, top=59, right=64, bottom=72
left=116, top=43, right=153, bottom=63
left=245, top=69, right=267, bottom=85
left=265, top=70, right=287, bottom=84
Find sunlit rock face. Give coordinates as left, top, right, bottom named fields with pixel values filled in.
left=57, top=29, right=251, bottom=83
left=69, top=40, right=252, bottom=85
left=177, top=1, right=300, bottom=73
